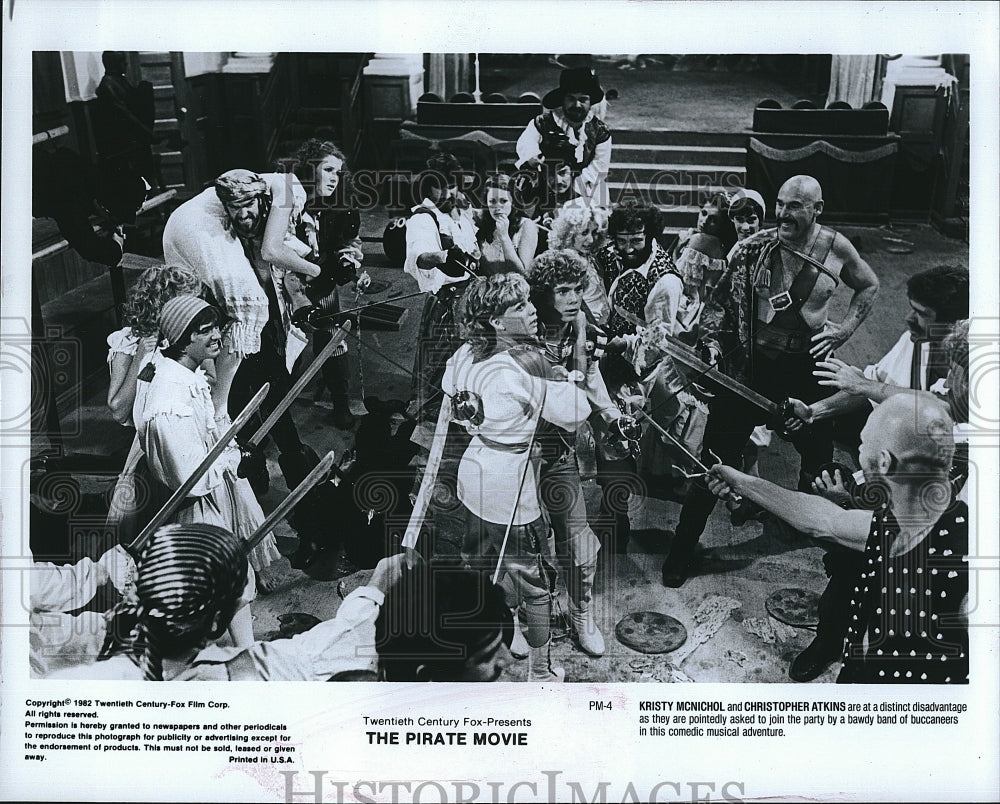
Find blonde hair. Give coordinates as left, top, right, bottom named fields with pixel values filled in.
left=123, top=265, right=204, bottom=337
left=547, top=205, right=611, bottom=256
left=457, top=273, right=532, bottom=359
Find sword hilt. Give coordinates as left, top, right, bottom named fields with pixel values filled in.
left=771, top=399, right=798, bottom=440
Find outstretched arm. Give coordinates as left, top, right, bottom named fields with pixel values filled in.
left=708, top=465, right=873, bottom=551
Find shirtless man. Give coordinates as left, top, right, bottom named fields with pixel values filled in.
left=662, top=175, right=879, bottom=586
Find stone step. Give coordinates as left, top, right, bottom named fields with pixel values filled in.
left=613, top=129, right=749, bottom=148
left=611, top=142, right=745, bottom=166
left=608, top=163, right=746, bottom=185
left=605, top=182, right=736, bottom=208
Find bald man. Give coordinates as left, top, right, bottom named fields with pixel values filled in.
left=662, top=174, right=879, bottom=587
left=707, top=392, right=968, bottom=684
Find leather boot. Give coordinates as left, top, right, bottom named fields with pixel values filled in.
left=662, top=531, right=698, bottom=588
left=568, top=559, right=604, bottom=656
left=569, top=606, right=605, bottom=656
left=789, top=635, right=843, bottom=682
left=527, top=640, right=565, bottom=682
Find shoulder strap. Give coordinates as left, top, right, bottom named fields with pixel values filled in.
left=778, top=229, right=840, bottom=286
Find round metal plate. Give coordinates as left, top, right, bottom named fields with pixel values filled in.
left=765, top=588, right=820, bottom=628
left=615, top=611, right=688, bottom=654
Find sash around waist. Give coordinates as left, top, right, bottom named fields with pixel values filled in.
left=472, top=433, right=531, bottom=453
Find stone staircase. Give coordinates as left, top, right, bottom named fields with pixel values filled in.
left=607, top=129, right=748, bottom=233
left=137, top=51, right=188, bottom=193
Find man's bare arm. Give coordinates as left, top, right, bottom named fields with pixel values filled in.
left=833, top=234, right=879, bottom=336
left=809, top=235, right=879, bottom=358
left=709, top=465, right=873, bottom=551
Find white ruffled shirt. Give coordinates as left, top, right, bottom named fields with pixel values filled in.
left=133, top=357, right=236, bottom=497
left=404, top=199, right=479, bottom=294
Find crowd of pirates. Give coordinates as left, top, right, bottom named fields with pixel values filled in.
left=31, top=67, right=971, bottom=684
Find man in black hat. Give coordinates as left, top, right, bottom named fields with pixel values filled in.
left=515, top=67, right=612, bottom=202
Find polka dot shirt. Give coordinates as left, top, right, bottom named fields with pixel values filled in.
left=837, top=501, right=969, bottom=684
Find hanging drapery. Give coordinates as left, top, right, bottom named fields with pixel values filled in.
left=826, top=55, right=880, bottom=108
left=747, top=137, right=898, bottom=220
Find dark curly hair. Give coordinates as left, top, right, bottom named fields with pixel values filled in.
left=608, top=201, right=663, bottom=240
left=527, top=248, right=590, bottom=293
left=280, top=138, right=350, bottom=204
left=375, top=558, right=513, bottom=681
left=907, top=265, right=969, bottom=325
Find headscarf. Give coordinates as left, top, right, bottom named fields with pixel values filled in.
left=158, top=294, right=212, bottom=347
left=214, top=169, right=269, bottom=205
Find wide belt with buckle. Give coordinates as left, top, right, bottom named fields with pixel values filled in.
left=753, top=324, right=814, bottom=355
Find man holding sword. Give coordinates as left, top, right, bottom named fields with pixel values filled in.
left=661, top=175, right=879, bottom=587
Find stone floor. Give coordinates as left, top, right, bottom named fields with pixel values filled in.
left=45, top=218, right=967, bottom=683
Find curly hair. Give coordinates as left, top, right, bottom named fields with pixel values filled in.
left=607, top=201, right=662, bottom=240
left=376, top=558, right=513, bottom=681
left=907, top=265, right=969, bottom=325
left=527, top=248, right=590, bottom=292
left=122, top=265, right=204, bottom=338
left=279, top=138, right=350, bottom=202
left=547, top=204, right=611, bottom=256
left=475, top=174, right=525, bottom=245
left=457, top=272, right=532, bottom=359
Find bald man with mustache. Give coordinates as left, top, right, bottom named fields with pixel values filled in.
left=662, top=174, right=879, bottom=587
left=706, top=392, right=968, bottom=684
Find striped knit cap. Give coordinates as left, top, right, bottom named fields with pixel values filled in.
left=159, top=294, right=211, bottom=346
left=133, top=523, right=249, bottom=680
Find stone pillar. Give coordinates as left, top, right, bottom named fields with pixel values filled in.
left=363, top=53, right=424, bottom=120
left=426, top=53, right=471, bottom=101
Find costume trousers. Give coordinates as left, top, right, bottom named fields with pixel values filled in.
left=539, top=452, right=600, bottom=610
left=461, top=509, right=555, bottom=648
left=229, top=323, right=303, bottom=460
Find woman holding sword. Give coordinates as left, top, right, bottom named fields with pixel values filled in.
left=441, top=273, right=594, bottom=682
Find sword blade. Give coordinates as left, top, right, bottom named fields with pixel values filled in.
left=634, top=409, right=709, bottom=473
left=128, top=382, right=271, bottom=556
left=656, top=336, right=780, bottom=415
left=248, top=320, right=352, bottom=447
left=610, top=304, right=779, bottom=416
left=244, top=450, right=336, bottom=552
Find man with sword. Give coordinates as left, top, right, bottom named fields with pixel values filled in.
left=527, top=249, right=632, bottom=656
left=661, top=175, right=879, bottom=588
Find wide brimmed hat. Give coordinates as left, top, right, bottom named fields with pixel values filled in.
left=542, top=67, right=605, bottom=109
